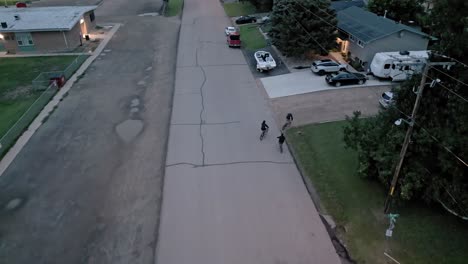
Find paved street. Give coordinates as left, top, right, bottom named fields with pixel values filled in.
left=156, top=0, right=341, bottom=263
left=0, top=0, right=178, bottom=263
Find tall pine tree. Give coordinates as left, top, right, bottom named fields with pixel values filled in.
left=269, top=0, right=337, bottom=57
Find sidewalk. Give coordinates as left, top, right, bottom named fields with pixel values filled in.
left=0, top=23, right=121, bottom=177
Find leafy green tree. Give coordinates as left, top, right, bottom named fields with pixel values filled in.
left=367, top=0, right=424, bottom=23
left=343, top=0, right=468, bottom=219
left=269, top=0, right=337, bottom=56
left=428, top=0, right=468, bottom=64
left=248, top=0, right=273, bottom=12
left=343, top=69, right=468, bottom=217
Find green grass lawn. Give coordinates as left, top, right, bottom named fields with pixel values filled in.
left=3, top=0, right=31, bottom=5
left=165, top=0, right=184, bottom=17
left=239, top=25, right=267, bottom=50
left=0, top=56, right=77, bottom=138
left=223, top=2, right=256, bottom=17
left=286, top=121, right=468, bottom=264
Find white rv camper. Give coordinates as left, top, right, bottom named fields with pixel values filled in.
left=370, top=51, right=429, bottom=81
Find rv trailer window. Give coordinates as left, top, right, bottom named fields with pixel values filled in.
left=384, top=64, right=390, bottom=69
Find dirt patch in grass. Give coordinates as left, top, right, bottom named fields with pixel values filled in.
left=1, top=85, right=33, bottom=100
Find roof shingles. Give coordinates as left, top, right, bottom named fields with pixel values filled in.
left=337, top=6, right=430, bottom=43
left=0, top=6, right=97, bottom=33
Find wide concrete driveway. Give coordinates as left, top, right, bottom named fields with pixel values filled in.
left=262, top=70, right=390, bottom=98
left=156, top=0, right=341, bottom=264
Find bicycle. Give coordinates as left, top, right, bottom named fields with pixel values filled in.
left=282, top=120, right=292, bottom=131
left=278, top=142, right=283, bottom=153
left=259, top=127, right=269, bottom=140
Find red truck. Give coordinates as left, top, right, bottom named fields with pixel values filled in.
left=227, top=32, right=241, bottom=48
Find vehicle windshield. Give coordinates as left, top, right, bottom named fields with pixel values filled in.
left=382, top=93, right=392, bottom=100
left=229, top=35, right=240, bottom=40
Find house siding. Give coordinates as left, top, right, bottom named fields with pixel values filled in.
left=2, top=33, right=18, bottom=53
left=64, top=22, right=82, bottom=49
left=348, top=31, right=429, bottom=69
left=83, top=11, right=96, bottom=34
left=0, top=10, right=96, bottom=54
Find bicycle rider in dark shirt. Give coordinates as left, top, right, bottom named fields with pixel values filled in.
left=277, top=133, right=285, bottom=144
left=261, top=120, right=269, bottom=131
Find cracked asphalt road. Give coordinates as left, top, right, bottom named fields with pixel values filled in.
left=0, top=0, right=178, bottom=263
left=156, top=0, right=341, bottom=263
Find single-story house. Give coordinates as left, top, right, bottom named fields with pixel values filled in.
left=335, top=6, right=433, bottom=69
left=0, top=6, right=97, bottom=54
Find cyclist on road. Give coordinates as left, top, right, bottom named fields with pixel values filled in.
left=282, top=113, right=294, bottom=130
left=261, top=120, right=269, bottom=131
left=277, top=133, right=286, bottom=152
left=260, top=120, right=269, bottom=140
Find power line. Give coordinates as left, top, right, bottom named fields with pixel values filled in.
left=286, top=0, right=468, bottom=169
left=414, top=123, right=468, bottom=167
left=424, top=75, right=468, bottom=103
left=432, top=51, right=468, bottom=69
left=284, top=9, right=330, bottom=54
left=429, top=65, right=468, bottom=88
left=292, top=1, right=468, bottom=104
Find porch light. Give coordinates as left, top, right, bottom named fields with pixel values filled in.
left=0, top=34, right=4, bottom=39
left=80, top=18, right=84, bottom=24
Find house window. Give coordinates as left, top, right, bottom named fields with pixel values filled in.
left=90, top=11, right=95, bottom=22
left=349, top=35, right=356, bottom=42
left=384, top=64, right=390, bottom=69
left=357, top=40, right=365, bottom=48
left=16, top=33, right=34, bottom=46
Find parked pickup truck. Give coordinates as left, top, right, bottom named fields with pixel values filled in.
left=227, top=32, right=241, bottom=47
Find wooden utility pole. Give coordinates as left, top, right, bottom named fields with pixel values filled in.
left=383, top=63, right=430, bottom=213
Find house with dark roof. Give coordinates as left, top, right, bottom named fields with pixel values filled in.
left=0, top=6, right=97, bottom=54
left=330, top=0, right=365, bottom=12
left=335, top=6, right=432, bottom=69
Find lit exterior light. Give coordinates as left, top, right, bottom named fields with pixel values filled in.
left=0, top=34, right=4, bottom=40
left=80, top=18, right=85, bottom=24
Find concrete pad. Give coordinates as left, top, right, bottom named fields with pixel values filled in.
left=175, top=67, right=205, bottom=95
left=202, top=123, right=291, bottom=165
left=198, top=42, right=247, bottom=66
left=170, top=93, right=202, bottom=124
left=261, top=71, right=389, bottom=98
left=270, top=85, right=391, bottom=126
left=166, top=125, right=202, bottom=165
left=158, top=163, right=339, bottom=264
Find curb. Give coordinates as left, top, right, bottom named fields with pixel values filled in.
left=285, top=129, right=356, bottom=264
left=0, top=23, right=121, bottom=177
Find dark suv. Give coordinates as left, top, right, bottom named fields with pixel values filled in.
left=235, top=16, right=257, bottom=24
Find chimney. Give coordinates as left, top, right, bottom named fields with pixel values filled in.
left=1, top=22, right=7, bottom=28
left=14, top=14, right=20, bottom=20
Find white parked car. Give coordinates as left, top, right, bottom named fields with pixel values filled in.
left=254, top=51, right=276, bottom=72
left=260, top=16, right=270, bottom=23
left=225, top=26, right=237, bottom=36
left=379, top=91, right=394, bottom=108
left=311, top=59, right=347, bottom=75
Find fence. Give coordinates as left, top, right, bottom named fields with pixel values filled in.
left=0, top=83, right=58, bottom=157
left=0, top=54, right=88, bottom=157
left=32, top=54, right=88, bottom=90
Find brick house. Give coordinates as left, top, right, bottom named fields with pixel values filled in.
left=0, top=6, right=97, bottom=54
